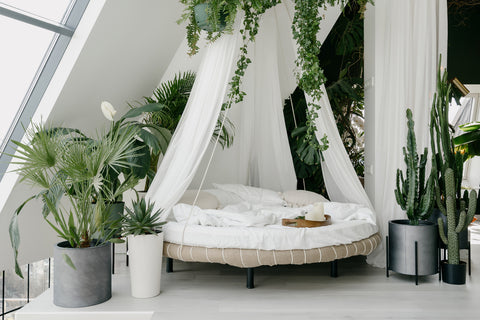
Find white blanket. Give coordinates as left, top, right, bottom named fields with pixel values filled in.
left=166, top=201, right=378, bottom=250
left=172, top=201, right=376, bottom=227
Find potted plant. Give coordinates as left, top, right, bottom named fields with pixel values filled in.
left=8, top=120, right=141, bottom=307
left=430, top=60, right=477, bottom=285
left=122, top=195, right=166, bottom=298
left=388, top=108, right=437, bottom=283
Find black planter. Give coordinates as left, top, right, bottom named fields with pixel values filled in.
left=54, top=241, right=112, bottom=307
left=387, top=220, right=438, bottom=280
left=441, top=261, right=467, bottom=285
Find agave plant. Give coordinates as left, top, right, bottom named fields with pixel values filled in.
left=122, top=196, right=166, bottom=236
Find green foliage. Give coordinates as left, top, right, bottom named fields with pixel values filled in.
left=283, top=2, right=368, bottom=194
left=179, top=1, right=374, bottom=157
left=8, top=121, right=139, bottom=277
left=135, top=71, right=235, bottom=190
left=122, top=196, right=166, bottom=236
left=430, top=58, right=477, bottom=265
left=394, top=109, right=435, bottom=225
left=453, top=121, right=480, bottom=160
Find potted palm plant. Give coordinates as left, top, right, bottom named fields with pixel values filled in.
left=388, top=108, right=437, bottom=284
left=122, top=196, right=165, bottom=298
left=8, top=120, right=141, bottom=307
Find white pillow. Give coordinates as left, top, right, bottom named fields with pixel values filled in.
left=212, top=183, right=286, bottom=207
left=204, top=189, right=243, bottom=208
left=177, top=190, right=219, bottom=209
left=282, top=190, right=329, bottom=207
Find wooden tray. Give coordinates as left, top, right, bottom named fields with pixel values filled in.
left=282, top=215, right=331, bottom=228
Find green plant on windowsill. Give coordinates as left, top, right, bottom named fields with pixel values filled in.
left=179, top=0, right=372, bottom=155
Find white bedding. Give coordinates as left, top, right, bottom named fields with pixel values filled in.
left=164, top=201, right=378, bottom=250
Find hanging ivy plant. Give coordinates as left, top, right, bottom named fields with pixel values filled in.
left=178, top=0, right=372, bottom=152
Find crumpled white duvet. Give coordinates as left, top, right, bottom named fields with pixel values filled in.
left=164, top=202, right=378, bottom=250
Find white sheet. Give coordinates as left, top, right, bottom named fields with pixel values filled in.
left=165, top=202, right=378, bottom=250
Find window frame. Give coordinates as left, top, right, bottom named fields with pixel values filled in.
left=0, top=0, right=90, bottom=181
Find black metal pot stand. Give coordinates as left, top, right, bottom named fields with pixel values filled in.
left=386, top=220, right=439, bottom=285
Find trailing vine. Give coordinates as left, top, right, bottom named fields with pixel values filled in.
left=179, top=0, right=371, bottom=151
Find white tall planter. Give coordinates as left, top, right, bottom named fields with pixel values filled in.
left=127, top=233, right=164, bottom=298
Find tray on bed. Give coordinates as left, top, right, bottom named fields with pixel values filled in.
left=282, top=215, right=331, bottom=228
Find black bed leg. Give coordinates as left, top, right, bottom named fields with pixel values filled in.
left=330, top=260, right=338, bottom=278
left=166, top=258, right=173, bottom=273
left=386, top=236, right=390, bottom=278
left=247, top=268, right=255, bottom=289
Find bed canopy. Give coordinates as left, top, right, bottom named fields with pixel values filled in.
left=146, top=1, right=375, bottom=261
left=147, top=1, right=371, bottom=207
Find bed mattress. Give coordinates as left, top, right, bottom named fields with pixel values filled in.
left=164, top=217, right=378, bottom=251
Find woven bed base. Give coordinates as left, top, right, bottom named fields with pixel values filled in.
left=164, top=232, right=381, bottom=268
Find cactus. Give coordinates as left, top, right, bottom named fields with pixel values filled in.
left=437, top=169, right=477, bottom=264
left=430, top=57, right=477, bottom=265
left=394, top=108, right=435, bottom=225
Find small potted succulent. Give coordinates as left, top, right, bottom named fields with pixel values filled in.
left=122, top=195, right=166, bottom=298
left=389, top=108, right=437, bottom=283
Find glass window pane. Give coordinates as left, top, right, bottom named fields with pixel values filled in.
left=4, top=265, right=27, bottom=314
left=29, top=259, right=50, bottom=299
left=0, top=0, right=73, bottom=23
left=0, top=15, right=55, bottom=146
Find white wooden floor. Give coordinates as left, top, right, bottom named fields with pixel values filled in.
left=17, top=220, right=480, bottom=320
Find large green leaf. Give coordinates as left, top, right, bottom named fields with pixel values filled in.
left=121, top=103, right=167, bottom=120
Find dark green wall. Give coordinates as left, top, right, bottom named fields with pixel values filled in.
left=448, top=6, right=480, bottom=84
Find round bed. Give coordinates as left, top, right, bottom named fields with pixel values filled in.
left=162, top=187, right=380, bottom=288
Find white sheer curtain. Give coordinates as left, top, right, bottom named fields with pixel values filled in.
left=308, top=92, right=373, bottom=209
left=365, top=0, right=447, bottom=267
left=146, top=33, right=239, bottom=212
left=190, top=6, right=302, bottom=192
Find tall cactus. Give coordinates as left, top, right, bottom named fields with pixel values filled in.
left=394, top=109, right=434, bottom=225
left=437, top=169, right=477, bottom=264
left=430, top=57, right=477, bottom=265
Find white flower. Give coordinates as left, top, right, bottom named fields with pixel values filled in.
left=101, top=101, right=117, bottom=121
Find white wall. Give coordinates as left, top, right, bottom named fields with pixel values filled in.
left=0, top=0, right=184, bottom=271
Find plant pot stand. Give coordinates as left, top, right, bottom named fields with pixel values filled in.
left=386, top=220, right=440, bottom=285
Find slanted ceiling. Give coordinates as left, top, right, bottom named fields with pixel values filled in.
left=0, top=0, right=184, bottom=270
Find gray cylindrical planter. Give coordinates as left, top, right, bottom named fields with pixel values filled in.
left=54, top=241, right=112, bottom=308
left=388, top=220, right=438, bottom=276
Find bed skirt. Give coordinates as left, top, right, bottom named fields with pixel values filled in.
left=163, top=232, right=381, bottom=268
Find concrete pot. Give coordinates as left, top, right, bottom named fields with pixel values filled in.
left=127, top=232, right=164, bottom=298
left=388, top=220, right=438, bottom=276
left=53, top=241, right=111, bottom=307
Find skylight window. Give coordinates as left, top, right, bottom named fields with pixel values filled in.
left=0, top=0, right=88, bottom=180
left=0, top=0, right=71, bottom=23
